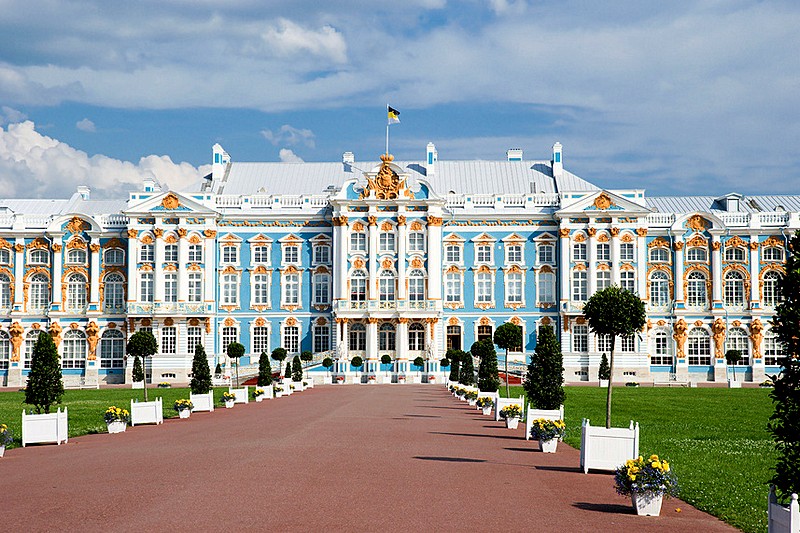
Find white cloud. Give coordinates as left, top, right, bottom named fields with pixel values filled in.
left=0, top=121, right=210, bottom=199
left=76, top=118, right=96, bottom=132
left=260, top=19, right=347, bottom=63
left=278, top=148, right=304, bottom=163
left=0, top=106, right=27, bottom=125
left=261, top=124, right=315, bottom=148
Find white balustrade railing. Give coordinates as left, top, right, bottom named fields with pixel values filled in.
left=646, top=213, right=676, bottom=226
left=757, top=212, right=789, bottom=226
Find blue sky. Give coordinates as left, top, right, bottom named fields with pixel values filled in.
left=1, top=0, right=799, bottom=199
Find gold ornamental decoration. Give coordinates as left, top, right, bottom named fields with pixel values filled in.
left=361, top=154, right=413, bottom=200
left=397, top=215, right=407, bottom=226
left=9, top=322, right=24, bottom=361
left=161, top=193, right=181, bottom=210
left=559, top=228, right=570, bottom=238
left=86, top=321, right=100, bottom=360
left=686, top=214, right=709, bottom=232
left=712, top=318, right=726, bottom=358
left=673, top=319, right=688, bottom=358
left=67, top=216, right=90, bottom=234
left=427, top=216, right=443, bottom=226
left=49, top=321, right=63, bottom=348
left=593, top=193, right=614, bottom=210
left=750, top=319, right=764, bottom=359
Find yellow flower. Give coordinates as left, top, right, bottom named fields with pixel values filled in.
left=651, top=461, right=662, bottom=470
left=662, top=461, right=670, bottom=472
left=628, top=473, right=636, bottom=481
left=649, top=454, right=659, bottom=462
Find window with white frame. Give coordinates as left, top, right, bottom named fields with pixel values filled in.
left=161, top=326, right=177, bottom=354
left=282, top=272, right=300, bottom=305
left=351, top=270, right=367, bottom=302
left=620, top=242, right=635, bottom=262
left=379, top=270, right=395, bottom=302
left=620, top=335, right=635, bottom=352
left=103, top=273, right=124, bottom=312
left=221, top=273, right=239, bottom=306
left=0, top=331, right=9, bottom=370
left=596, top=270, right=611, bottom=291
left=408, top=323, right=425, bottom=351
left=188, top=272, right=202, bottom=302
left=724, top=246, right=746, bottom=262
left=139, top=243, right=154, bottom=263
left=764, top=330, right=784, bottom=366
left=349, top=323, right=366, bottom=351
left=445, top=245, right=461, bottom=263
left=313, top=244, right=330, bottom=265
left=187, top=326, right=203, bottom=353
left=621, top=270, right=636, bottom=293
left=726, top=327, right=750, bottom=365
left=476, top=244, right=492, bottom=263
left=350, top=231, right=366, bottom=252
left=572, top=242, right=587, bottom=261
left=445, top=272, right=462, bottom=303
left=29, top=248, right=49, bottom=265
left=572, top=270, right=587, bottom=302
left=164, top=273, right=178, bottom=303
left=475, top=271, right=493, bottom=303
left=724, top=270, right=745, bottom=307
left=188, top=243, right=203, bottom=262
left=253, top=326, right=269, bottom=355
left=649, top=271, right=670, bottom=306
left=104, top=248, right=124, bottom=265
left=687, top=328, right=711, bottom=365
left=252, top=273, right=270, bottom=306
left=649, top=247, right=669, bottom=263
left=313, top=324, right=330, bottom=353
left=66, top=273, right=87, bottom=312
left=505, top=271, right=523, bottom=304
left=763, top=246, right=784, bottom=262
left=222, top=245, right=238, bottom=264
left=572, top=324, right=588, bottom=352
left=409, top=231, right=425, bottom=252
left=62, top=330, right=86, bottom=369
left=506, top=244, right=523, bottom=264
left=140, top=272, right=154, bottom=303
left=314, top=272, right=331, bottom=305
left=538, top=243, right=555, bottom=264
left=597, top=334, right=612, bottom=353
left=0, top=274, right=11, bottom=310
left=763, top=271, right=781, bottom=306
left=23, top=330, right=38, bottom=369
left=477, top=325, right=493, bottom=342
left=282, top=245, right=299, bottom=265
left=29, top=273, right=50, bottom=312
left=408, top=269, right=425, bottom=301
left=164, top=243, right=178, bottom=263
left=221, top=326, right=238, bottom=353
left=253, top=245, right=270, bottom=264
left=537, top=271, right=555, bottom=305
left=379, top=322, right=396, bottom=351
left=379, top=231, right=396, bottom=253
left=0, top=248, right=10, bottom=265
left=596, top=243, right=610, bottom=261
left=67, top=248, right=87, bottom=265
left=686, top=247, right=707, bottom=262
left=687, top=271, right=707, bottom=308
left=652, top=329, right=672, bottom=365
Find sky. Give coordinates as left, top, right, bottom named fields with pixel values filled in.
left=0, top=0, right=799, bottom=200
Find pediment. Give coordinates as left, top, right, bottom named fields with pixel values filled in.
left=125, top=191, right=217, bottom=216
left=557, top=190, right=652, bottom=217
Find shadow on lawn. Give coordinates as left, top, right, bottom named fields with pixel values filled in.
left=414, top=456, right=486, bottom=463
left=573, top=502, right=633, bottom=514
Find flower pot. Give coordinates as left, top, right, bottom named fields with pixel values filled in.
left=178, top=409, right=190, bottom=419
left=225, top=400, right=235, bottom=409
left=539, top=438, right=558, bottom=453
left=0, top=445, right=5, bottom=458
left=482, top=406, right=493, bottom=416
left=728, top=380, right=741, bottom=388
left=631, top=492, right=663, bottom=516
left=106, top=420, right=126, bottom=434
left=599, top=379, right=609, bottom=387
left=505, top=417, right=520, bottom=430
left=255, top=395, right=264, bottom=402
left=468, top=399, right=477, bottom=406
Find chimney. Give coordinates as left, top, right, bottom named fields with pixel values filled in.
left=506, top=148, right=523, bottom=161
left=76, top=186, right=90, bottom=200
left=552, top=142, right=563, bottom=178
left=212, top=143, right=230, bottom=183
left=342, top=151, right=355, bottom=164
left=426, top=142, right=437, bottom=176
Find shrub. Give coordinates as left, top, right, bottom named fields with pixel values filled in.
left=599, top=353, right=610, bottom=381
left=459, top=352, right=475, bottom=386
left=132, top=355, right=145, bottom=383
left=413, top=356, right=425, bottom=369
left=301, top=350, right=313, bottom=363
left=214, top=363, right=222, bottom=376
left=226, top=342, right=245, bottom=386
left=440, top=357, right=450, bottom=368
left=24, top=332, right=64, bottom=414
left=322, top=357, right=334, bottom=370
left=524, top=325, right=565, bottom=410
left=127, top=330, right=158, bottom=401
left=190, top=344, right=212, bottom=395
left=381, top=354, right=392, bottom=365
left=257, top=352, right=273, bottom=387
left=351, top=356, right=364, bottom=369
left=271, top=347, right=288, bottom=363
left=473, top=339, right=500, bottom=392
left=448, top=350, right=461, bottom=382
left=291, top=355, right=303, bottom=382
left=284, top=361, right=291, bottom=379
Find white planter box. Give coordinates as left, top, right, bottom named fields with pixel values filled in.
left=229, top=386, right=249, bottom=404
left=348, top=374, right=361, bottom=385
left=599, top=379, right=609, bottom=388
left=291, top=381, right=305, bottom=391
left=130, top=398, right=164, bottom=426
left=411, top=375, right=421, bottom=384
left=22, top=408, right=68, bottom=446
left=632, top=492, right=663, bottom=516
left=274, top=387, right=286, bottom=398
left=540, top=438, right=559, bottom=453
left=525, top=405, right=565, bottom=441
left=131, top=381, right=144, bottom=390
left=190, top=392, right=215, bottom=412
left=505, top=417, right=520, bottom=429
left=769, top=487, right=799, bottom=533
left=211, top=376, right=231, bottom=387
left=729, top=380, right=742, bottom=388
left=580, top=418, right=639, bottom=474
left=495, top=396, right=525, bottom=421
left=107, top=420, right=126, bottom=434
left=304, top=380, right=314, bottom=389
left=178, top=409, right=191, bottom=419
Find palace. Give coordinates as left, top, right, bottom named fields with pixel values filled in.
left=0, top=141, right=796, bottom=386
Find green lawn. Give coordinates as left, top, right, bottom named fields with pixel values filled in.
left=504, top=385, right=776, bottom=533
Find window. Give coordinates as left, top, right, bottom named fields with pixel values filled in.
left=726, top=327, right=750, bottom=365
left=188, top=244, right=203, bottom=263
left=572, top=270, right=587, bottom=302
left=687, top=247, right=707, bottom=262
left=445, top=245, right=461, bottom=263
left=649, top=271, right=670, bottom=306
left=379, top=231, right=396, bottom=253
left=379, top=322, right=396, bottom=351
left=651, top=329, right=672, bottom=365
left=164, top=244, right=178, bottom=263
left=408, top=270, right=425, bottom=301
left=687, top=328, right=711, bottom=365
left=572, top=242, right=587, bottom=261
left=447, top=325, right=462, bottom=351
left=596, top=243, right=610, bottom=261
left=282, top=245, right=299, bottom=264
left=313, top=273, right=330, bottom=305
left=350, top=270, right=367, bottom=302
left=62, top=330, right=87, bottom=369
left=350, top=232, right=366, bottom=252
left=104, top=248, right=124, bottom=265
left=349, top=323, right=366, bottom=351
left=253, top=245, right=270, bottom=264
left=0, top=274, right=10, bottom=310
left=66, top=273, right=87, bottom=312
left=445, top=272, right=462, bottom=303
left=222, top=245, right=238, bottom=264
left=724, top=270, right=745, bottom=307
left=687, top=271, right=707, bottom=308
left=408, top=323, right=425, bottom=351
left=314, top=324, right=330, bottom=353
left=140, top=273, right=154, bottom=303
left=506, top=271, right=523, bottom=303
left=621, top=270, right=636, bottom=293
left=282, top=273, right=299, bottom=305
left=313, top=245, right=330, bottom=265
left=103, top=273, right=125, bottom=312
left=252, top=273, right=270, bottom=306
left=764, top=330, right=784, bottom=366
left=649, top=247, right=669, bottom=263
left=597, top=334, right=612, bottom=353
left=538, top=243, right=554, bottom=264
left=221, top=326, right=238, bottom=353
left=67, top=248, right=87, bottom=265
left=164, top=273, right=178, bottom=303
left=24, top=330, right=38, bottom=369
left=476, top=244, right=492, bottom=263
left=161, top=326, right=176, bottom=354
left=187, top=326, right=203, bottom=353
left=188, top=272, right=202, bottom=303
left=379, top=271, right=395, bottom=302
left=29, top=249, right=49, bottom=265
left=725, top=246, right=746, bottom=262
left=253, top=326, right=269, bottom=355
left=537, top=271, right=555, bottom=305
left=573, top=324, right=588, bottom=352
left=408, top=231, right=425, bottom=252
left=620, top=243, right=635, bottom=262
left=596, top=270, right=611, bottom=291
left=763, top=246, right=784, bottom=262
left=477, top=325, right=493, bottom=342
left=763, top=271, right=781, bottom=306
left=476, top=271, right=493, bottom=303
left=139, top=244, right=154, bottom=263
left=0, top=248, right=10, bottom=265
left=221, top=274, right=239, bottom=306
left=620, top=335, right=635, bottom=352
left=506, top=244, right=523, bottom=263
left=0, top=331, right=9, bottom=370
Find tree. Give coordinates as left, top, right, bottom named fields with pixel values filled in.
left=598, top=353, right=611, bottom=381
left=132, top=356, right=145, bottom=383
left=284, top=361, right=291, bottom=379
left=413, top=356, right=425, bottom=372
left=350, top=356, right=363, bottom=371
left=440, top=356, right=451, bottom=369
left=494, top=322, right=522, bottom=397
left=257, top=352, right=273, bottom=387
left=447, top=349, right=461, bottom=382
left=214, top=362, right=222, bottom=376
left=582, top=285, right=646, bottom=428
left=523, top=325, right=565, bottom=410
left=473, top=339, right=500, bottom=392
left=291, top=355, right=303, bottom=382
left=226, top=342, right=245, bottom=387
left=127, top=330, right=158, bottom=401
left=301, top=350, right=313, bottom=378
left=322, top=357, right=334, bottom=376
left=459, top=352, right=475, bottom=386
left=725, top=349, right=742, bottom=382
left=190, top=344, right=212, bottom=395
left=271, top=347, right=287, bottom=366
left=769, top=229, right=800, bottom=500
left=24, top=332, right=64, bottom=414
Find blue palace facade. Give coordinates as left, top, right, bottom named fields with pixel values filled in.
left=0, top=141, right=797, bottom=386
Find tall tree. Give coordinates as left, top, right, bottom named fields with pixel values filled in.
left=257, top=352, right=273, bottom=387
left=582, top=286, right=646, bottom=428
left=523, top=325, right=565, bottom=410
left=769, top=230, right=800, bottom=500
left=291, top=355, right=303, bottom=382
left=301, top=350, right=313, bottom=378
left=226, top=342, right=245, bottom=387
left=190, top=343, right=212, bottom=395
left=494, top=322, right=522, bottom=397
left=459, top=352, right=476, bottom=386
left=24, top=332, right=64, bottom=414
left=473, top=339, right=500, bottom=392
left=126, top=330, right=158, bottom=401
left=447, top=349, right=461, bottom=382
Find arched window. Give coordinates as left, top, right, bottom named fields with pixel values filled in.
left=350, top=270, right=367, bottom=302
left=408, top=323, right=425, bottom=351
left=104, top=248, right=124, bottom=265
left=649, top=248, right=670, bottom=263
left=66, top=248, right=87, bottom=265
left=687, top=328, right=711, bottom=365
left=649, top=271, right=670, bottom=307
left=349, top=323, right=366, bottom=352
left=103, top=273, right=125, bottom=313
left=379, top=230, right=395, bottom=253
left=686, top=271, right=707, bottom=308
left=408, top=269, right=425, bottom=302
left=23, top=330, right=39, bottom=369
left=686, top=247, right=707, bottom=262
left=29, top=273, right=50, bottom=312
left=379, top=322, right=396, bottom=351
left=0, top=273, right=10, bottom=310
left=724, top=246, right=746, bottom=262
left=726, top=327, right=750, bottom=365
left=62, top=330, right=87, bottom=369
left=763, top=271, right=781, bottom=307
left=29, top=248, right=49, bottom=265
left=100, top=329, right=125, bottom=368
left=379, top=270, right=395, bottom=302
left=651, top=329, right=672, bottom=365
left=763, top=246, right=784, bottom=262
left=0, top=330, right=9, bottom=370
left=724, top=270, right=745, bottom=307
left=66, top=273, right=87, bottom=312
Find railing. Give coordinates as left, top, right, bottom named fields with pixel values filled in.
left=335, top=300, right=440, bottom=312
left=444, top=192, right=560, bottom=209
left=126, top=302, right=211, bottom=314
left=719, top=213, right=750, bottom=226
left=646, top=213, right=675, bottom=226
left=100, top=214, right=129, bottom=226
left=756, top=212, right=789, bottom=226
left=215, top=194, right=330, bottom=210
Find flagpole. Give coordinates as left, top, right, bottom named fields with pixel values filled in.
left=385, top=105, right=390, bottom=156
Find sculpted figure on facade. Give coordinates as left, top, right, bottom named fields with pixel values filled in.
left=673, top=319, right=688, bottom=358
left=750, top=319, right=764, bottom=359
left=712, top=318, right=726, bottom=358
left=9, top=322, right=24, bottom=361
left=85, top=321, right=100, bottom=360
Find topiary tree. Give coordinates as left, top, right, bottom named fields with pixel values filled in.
left=127, top=330, right=158, bottom=401
left=459, top=352, right=475, bottom=386
left=494, top=322, right=523, bottom=397
left=381, top=354, right=392, bottom=377
left=24, top=332, right=64, bottom=414
left=226, top=342, right=245, bottom=387
left=301, top=350, right=313, bottom=378
left=725, top=349, right=742, bottom=382
left=598, top=353, right=611, bottom=382
left=440, top=356, right=451, bottom=369
left=351, top=356, right=363, bottom=371
left=473, top=339, right=500, bottom=392
left=257, top=352, right=273, bottom=387
left=132, top=355, right=145, bottom=383
left=583, top=285, right=646, bottom=428
left=322, top=357, right=334, bottom=377
left=447, top=349, right=461, bottom=382
left=291, top=355, right=303, bottom=382
left=271, top=347, right=287, bottom=365
left=284, top=361, right=291, bottom=380
left=523, top=325, right=565, bottom=410
left=769, top=229, right=800, bottom=501
left=214, top=362, right=222, bottom=377
left=413, top=356, right=425, bottom=373
left=190, top=343, right=212, bottom=395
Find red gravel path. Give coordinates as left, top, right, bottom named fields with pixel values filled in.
left=2, top=385, right=734, bottom=532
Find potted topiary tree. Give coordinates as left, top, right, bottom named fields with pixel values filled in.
left=447, top=349, right=461, bottom=384
left=473, top=339, right=500, bottom=393
left=214, top=362, right=222, bottom=378
left=381, top=354, right=393, bottom=383
left=291, top=355, right=303, bottom=383
left=523, top=325, right=566, bottom=441
left=459, top=352, right=475, bottom=387
left=494, top=322, right=522, bottom=398
left=322, top=356, right=334, bottom=384
left=22, top=332, right=68, bottom=446
left=598, top=353, right=611, bottom=387
left=413, top=356, right=425, bottom=383
left=189, top=344, right=214, bottom=412
left=272, top=348, right=288, bottom=381
left=725, top=349, right=742, bottom=388
left=126, top=330, right=158, bottom=402
left=258, top=351, right=273, bottom=387
left=350, top=355, right=364, bottom=383
left=226, top=342, right=245, bottom=387
left=301, top=350, right=313, bottom=380
left=132, top=355, right=145, bottom=389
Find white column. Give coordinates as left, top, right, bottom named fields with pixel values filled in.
left=397, top=216, right=407, bottom=300
left=341, top=319, right=349, bottom=358
left=204, top=231, right=217, bottom=307
left=711, top=235, right=722, bottom=306
left=333, top=217, right=348, bottom=301
left=126, top=232, right=138, bottom=303
left=367, top=319, right=378, bottom=363
left=397, top=320, right=409, bottom=362
left=89, top=240, right=101, bottom=307
left=13, top=240, right=24, bottom=310
left=154, top=229, right=165, bottom=303
left=427, top=213, right=443, bottom=300
left=178, top=232, right=189, bottom=302
left=749, top=239, right=760, bottom=306
left=368, top=215, right=378, bottom=300
left=559, top=229, right=570, bottom=303
left=611, top=232, right=621, bottom=286
left=674, top=240, right=685, bottom=304
left=637, top=230, right=647, bottom=297
left=587, top=230, right=597, bottom=296
left=52, top=239, right=64, bottom=308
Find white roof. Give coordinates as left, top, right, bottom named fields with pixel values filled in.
left=648, top=195, right=800, bottom=213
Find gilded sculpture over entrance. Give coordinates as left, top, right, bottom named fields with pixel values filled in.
left=360, top=154, right=414, bottom=200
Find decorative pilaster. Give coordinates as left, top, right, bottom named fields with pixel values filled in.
left=126, top=230, right=138, bottom=303
left=13, top=240, right=24, bottom=311
left=749, top=239, right=760, bottom=308
left=154, top=228, right=165, bottom=303
left=366, top=317, right=379, bottom=364
left=51, top=240, right=64, bottom=310
left=559, top=228, right=570, bottom=303
left=674, top=240, right=685, bottom=307
left=610, top=228, right=621, bottom=286
left=368, top=214, right=378, bottom=300
left=203, top=230, right=217, bottom=307
left=397, top=318, right=409, bottom=365
left=636, top=228, right=647, bottom=297
left=397, top=214, right=407, bottom=299
left=427, top=213, right=443, bottom=300
left=587, top=228, right=597, bottom=296
left=332, top=216, right=348, bottom=301
left=89, top=241, right=101, bottom=309
left=178, top=230, right=189, bottom=302
left=711, top=236, right=722, bottom=307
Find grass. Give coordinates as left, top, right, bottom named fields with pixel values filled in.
left=504, top=385, right=776, bottom=533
